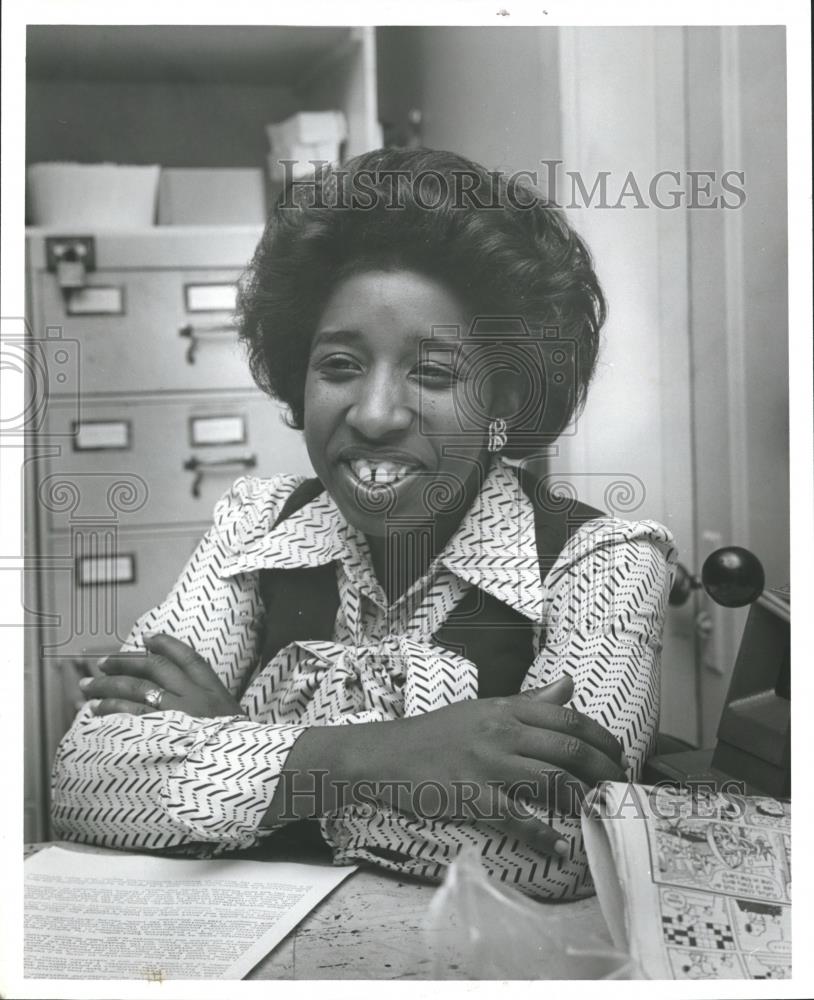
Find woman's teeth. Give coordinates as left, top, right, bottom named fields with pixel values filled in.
left=349, top=459, right=416, bottom=485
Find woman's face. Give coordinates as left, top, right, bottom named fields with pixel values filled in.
left=304, top=269, right=495, bottom=538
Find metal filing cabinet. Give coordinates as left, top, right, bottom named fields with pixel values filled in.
left=24, top=227, right=314, bottom=839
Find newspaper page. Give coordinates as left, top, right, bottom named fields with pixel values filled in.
left=24, top=845, right=356, bottom=980
left=582, top=782, right=791, bottom=980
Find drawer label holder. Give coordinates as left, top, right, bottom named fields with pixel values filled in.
left=72, top=420, right=131, bottom=451
left=189, top=415, right=246, bottom=447
left=76, top=553, right=136, bottom=586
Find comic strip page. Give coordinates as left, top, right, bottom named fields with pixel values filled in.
left=645, top=785, right=790, bottom=979
left=582, top=783, right=791, bottom=980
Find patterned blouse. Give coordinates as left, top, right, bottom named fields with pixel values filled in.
left=52, top=458, right=677, bottom=901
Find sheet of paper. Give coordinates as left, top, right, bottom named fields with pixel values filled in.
left=24, top=846, right=356, bottom=980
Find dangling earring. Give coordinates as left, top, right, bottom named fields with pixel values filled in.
left=487, top=417, right=508, bottom=453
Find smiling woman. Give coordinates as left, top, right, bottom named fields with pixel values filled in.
left=51, top=148, right=677, bottom=901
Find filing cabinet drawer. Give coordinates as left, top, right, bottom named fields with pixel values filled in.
left=39, top=527, right=212, bottom=661
left=33, top=268, right=256, bottom=395
left=39, top=394, right=314, bottom=530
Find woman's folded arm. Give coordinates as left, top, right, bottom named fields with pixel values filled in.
left=51, top=707, right=308, bottom=850
left=311, top=524, right=676, bottom=900
left=524, top=522, right=678, bottom=780
left=258, top=679, right=623, bottom=901
left=50, top=475, right=303, bottom=850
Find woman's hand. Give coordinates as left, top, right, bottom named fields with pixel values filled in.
left=371, top=674, right=626, bottom=851
left=80, top=633, right=246, bottom=719
left=270, top=674, right=627, bottom=858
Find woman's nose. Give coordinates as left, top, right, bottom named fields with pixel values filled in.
left=345, top=371, right=414, bottom=438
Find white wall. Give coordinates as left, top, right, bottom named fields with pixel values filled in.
left=685, top=26, right=789, bottom=740
left=554, top=27, right=698, bottom=742
left=555, top=26, right=789, bottom=744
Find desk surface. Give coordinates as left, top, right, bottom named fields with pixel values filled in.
left=25, top=842, right=610, bottom=980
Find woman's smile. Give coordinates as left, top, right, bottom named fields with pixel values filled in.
left=336, top=444, right=427, bottom=484
left=357, top=463, right=410, bottom=482
left=346, top=459, right=419, bottom=485
left=338, top=457, right=423, bottom=502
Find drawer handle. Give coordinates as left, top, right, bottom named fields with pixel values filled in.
left=183, top=454, right=257, bottom=498
left=179, top=323, right=238, bottom=364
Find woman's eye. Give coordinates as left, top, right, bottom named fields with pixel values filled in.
left=316, top=355, right=362, bottom=376
left=413, top=364, right=460, bottom=385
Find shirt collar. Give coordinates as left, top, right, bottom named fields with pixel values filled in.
left=438, top=459, right=543, bottom=621
left=220, top=458, right=543, bottom=622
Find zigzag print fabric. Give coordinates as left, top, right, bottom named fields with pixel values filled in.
left=51, top=459, right=677, bottom=900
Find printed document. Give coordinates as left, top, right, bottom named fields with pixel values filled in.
left=25, top=845, right=356, bottom=979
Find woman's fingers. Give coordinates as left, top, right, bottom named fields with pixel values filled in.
left=506, top=757, right=590, bottom=817
left=86, top=643, right=243, bottom=719
left=144, top=633, right=223, bottom=690
left=391, top=777, right=570, bottom=860
left=92, top=699, right=153, bottom=717
left=99, top=651, right=188, bottom=695
left=488, top=788, right=571, bottom=859
left=81, top=673, right=173, bottom=707
left=513, top=723, right=627, bottom=786
left=521, top=674, right=574, bottom=705
left=513, top=695, right=626, bottom=772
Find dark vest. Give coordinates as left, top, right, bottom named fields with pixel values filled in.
left=258, top=469, right=604, bottom=698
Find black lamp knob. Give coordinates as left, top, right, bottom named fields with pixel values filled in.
left=669, top=547, right=765, bottom=608
left=701, top=546, right=765, bottom=608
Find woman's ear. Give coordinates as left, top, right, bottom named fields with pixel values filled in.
left=488, top=368, right=524, bottom=423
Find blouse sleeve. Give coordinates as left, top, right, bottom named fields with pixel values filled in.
left=51, top=474, right=310, bottom=852
left=523, top=517, right=678, bottom=779
left=319, top=518, right=677, bottom=901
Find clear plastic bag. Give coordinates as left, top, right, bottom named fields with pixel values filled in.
left=424, top=846, right=639, bottom=979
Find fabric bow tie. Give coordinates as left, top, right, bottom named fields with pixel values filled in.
left=247, top=636, right=478, bottom=726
